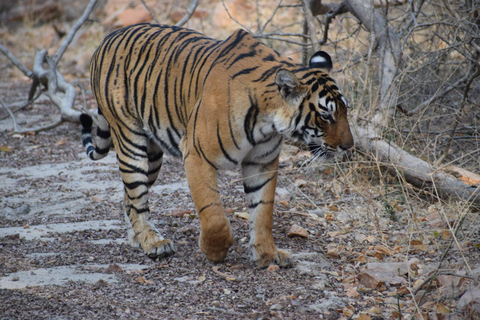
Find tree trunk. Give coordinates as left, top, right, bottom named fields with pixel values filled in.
left=343, top=0, right=401, bottom=128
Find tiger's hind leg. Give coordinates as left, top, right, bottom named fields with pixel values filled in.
left=115, top=129, right=176, bottom=260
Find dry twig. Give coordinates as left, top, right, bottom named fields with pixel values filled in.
left=212, top=266, right=242, bottom=281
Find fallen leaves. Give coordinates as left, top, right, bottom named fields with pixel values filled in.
left=287, top=224, right=308, bottom=238
left=234, top=211, right=250, bottom=220
left=457, top=284, right=480, bottom=314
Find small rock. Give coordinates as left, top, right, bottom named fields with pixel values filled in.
left=16, top=204, right=30, bottom=215
left=309, top=209, right=324, bottom=217
left=288, top=224, right=308, bottom=238
left=345, top=287, right=359, bottom=298
left=269, top=303, right=283, bottom=310
left=107, top=263, right=122, bottom=273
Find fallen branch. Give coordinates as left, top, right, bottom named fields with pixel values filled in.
left=0, top=98, right=19, bottom=132
left=353, top=125, right=480, bottom=206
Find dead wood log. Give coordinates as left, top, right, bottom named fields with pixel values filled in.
left=353, top=125, right=480, bottom=206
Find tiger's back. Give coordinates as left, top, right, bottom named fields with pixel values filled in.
left=90, top=24, right=223, bottom=157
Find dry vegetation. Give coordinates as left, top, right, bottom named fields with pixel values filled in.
left=1, top=0, right=479, bottom=319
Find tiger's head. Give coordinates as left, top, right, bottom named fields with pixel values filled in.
left=274, top=51, right=354, bottom=161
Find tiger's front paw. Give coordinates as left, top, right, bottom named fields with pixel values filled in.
left=251, top=246, right=293, bottom=268
left=145, top=239, right=177, bottom=260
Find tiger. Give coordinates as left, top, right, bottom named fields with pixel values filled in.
left=80, top=23, right=354, bottom=268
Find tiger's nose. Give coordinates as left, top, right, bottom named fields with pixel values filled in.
left=340, top=132, right=354, bottom=150
left=340, top=140, right=354, bottom=150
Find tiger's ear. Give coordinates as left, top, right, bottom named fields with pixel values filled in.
left=309, top=51, right=333, bottom=72
left=275, top=69, right=307, bottom=104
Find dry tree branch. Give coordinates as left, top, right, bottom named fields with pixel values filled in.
left=174, top=0, right=199, bottom=27
left=0, top=44, right=32, bottom=78
left=301, top=0, right=321, bottom=52
left=256, top=32, right=310, bottom=39
left=0, top=91, right=43, bottom=120
left=436, top=63, right=480, bottom=165
left=253, top=36, right=313, bottom=47
left=258, top=0, right=283, bottom=34
left=0, top=0, right=99, bottom=134
left=220, top=0, right=252, bottom=33
left=0, top=97, right=20, bottom=132
left=139, top=0, right=198, bottom=27
left=353, top=125, right=480, bottom=207
left=344, top=0, right=402, bottom=128
left=140, top=0, right=160, bottom=25
left=54, top=0, right=98, bottom=65
left=319, top=2, right=347, bottom=45
left=401, top=67, right=478, bottom=117
left=211, top=266, right=243, bottom=281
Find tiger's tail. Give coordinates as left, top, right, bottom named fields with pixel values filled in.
left=80, top=112, right=112, bottom=160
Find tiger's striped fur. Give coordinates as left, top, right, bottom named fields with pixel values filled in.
left=81, top=23, right=353, bottom=268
